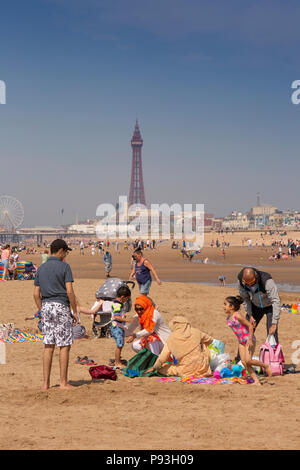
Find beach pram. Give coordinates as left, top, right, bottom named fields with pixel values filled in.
left=92, top=278, right=135, bottom=338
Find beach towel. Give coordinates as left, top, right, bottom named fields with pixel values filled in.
left=157, top=376, right=252, bottom=385
left=0, top=331, right=43, bottom=343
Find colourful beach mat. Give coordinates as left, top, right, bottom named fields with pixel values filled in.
left=0, top=332, right=43, bottom=343
left=157, top=376, right=252, bottom=385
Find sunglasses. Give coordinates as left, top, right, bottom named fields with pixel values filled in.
left=243, top=278, right=256, bottom=286
left=135, top=307, right=144, bottom=312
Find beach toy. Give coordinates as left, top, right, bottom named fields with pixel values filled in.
left=292, top=304, right=298, bottom=314
left=232, top=364, right=243, bottom=377
left=220, top=367, right=234, bottom=378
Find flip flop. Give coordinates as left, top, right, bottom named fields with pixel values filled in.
left=75, top=356, right=85, bottom=364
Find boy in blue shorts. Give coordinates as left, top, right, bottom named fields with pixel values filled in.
left=110, top=285, right=131, bottom=367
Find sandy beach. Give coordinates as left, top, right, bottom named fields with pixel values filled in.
left=0, top=239, right=300, bottom=450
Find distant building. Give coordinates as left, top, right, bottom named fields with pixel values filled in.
left=251, top=204, right=277, bottom=216
left=67, top=224, right=96, bottom=234
left=222, top=212, right=250, bottom=230
left=18, top=226, right=63, bottom=234
left=129, top=120, right=146, bottom=207
left=249, top=204, right=278, bottom=228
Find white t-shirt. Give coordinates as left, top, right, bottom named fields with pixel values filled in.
left=125, top=309, right=171, bottom=343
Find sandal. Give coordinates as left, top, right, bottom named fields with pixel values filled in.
left=75, top=356, right=91, bottom=365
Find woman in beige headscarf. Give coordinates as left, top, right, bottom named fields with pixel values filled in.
left=146, top=316, right=214, bottom=378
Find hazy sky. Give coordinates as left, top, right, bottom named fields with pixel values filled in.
left=1, top=0, right=300, bottom=227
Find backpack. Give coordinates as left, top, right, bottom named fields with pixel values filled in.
left=95, top=278, right=134, bottom=312
left=89, top=365, right=117, bottom=381
left=259, top=339, right=285, bottom=376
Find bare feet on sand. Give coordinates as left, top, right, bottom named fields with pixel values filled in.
left=60, top=383, right=74, bottom=390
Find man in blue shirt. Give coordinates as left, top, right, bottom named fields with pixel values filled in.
left=34, top=239, right=78, bottom=391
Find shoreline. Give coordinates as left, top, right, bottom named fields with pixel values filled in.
left=161, top=278, right=300, bottom=293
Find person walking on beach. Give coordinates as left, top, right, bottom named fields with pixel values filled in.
left=103, top=250, right=112, bottom=278
left=41, top=249, right=49, bottom=264
left=33, top=239, right=78, bottom=390
left=129, top=248, right=162, bottom=295
left=1, top=244, right=11, bottom=281
left=235, top=267, right=281, bottom=361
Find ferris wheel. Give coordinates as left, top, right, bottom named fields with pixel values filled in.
left=0, top=196, right=24, bottom=231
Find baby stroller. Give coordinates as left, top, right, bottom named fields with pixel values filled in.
left=92, top=278, right=135, bottom=339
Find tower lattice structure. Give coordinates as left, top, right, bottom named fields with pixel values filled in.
left=129, top=120, right=146, bottom=207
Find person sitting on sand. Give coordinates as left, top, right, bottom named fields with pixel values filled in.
left=8, top=256, right=17, bottom=280
left=224, top=295, right=272, bottom=385
left=145, top=315, right=213, bottom=379
left=126, top=295, right=170, bottom=356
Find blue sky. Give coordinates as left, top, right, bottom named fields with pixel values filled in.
left=0, top=0, right=300, bottom=226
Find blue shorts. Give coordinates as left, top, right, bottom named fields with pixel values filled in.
left=111, top=325, right=125, bottom=348
left=2, top=260, right=9, bottom=268
left=139, top=279, right=152, bottom=295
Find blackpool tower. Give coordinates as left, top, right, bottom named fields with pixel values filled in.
left=129, top=120, right=146, bottom=207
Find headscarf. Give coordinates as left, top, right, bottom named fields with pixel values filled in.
left=166, top=316, right=201, bottom=360
left=134, top=295, right=155, bottom=332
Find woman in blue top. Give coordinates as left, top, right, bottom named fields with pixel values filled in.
left=129, top=249, right=161, bottom=295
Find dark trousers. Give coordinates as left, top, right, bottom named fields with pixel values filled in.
left=235, top=304, right=279, bottom=362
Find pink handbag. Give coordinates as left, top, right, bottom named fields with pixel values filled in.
left=259, top=340, right=285, bottom=376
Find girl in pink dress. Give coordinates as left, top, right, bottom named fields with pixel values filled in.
left=224, top=295, right=272, bottom=385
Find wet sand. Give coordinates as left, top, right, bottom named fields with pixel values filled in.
left=25, top=235, right=300, bottom=290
